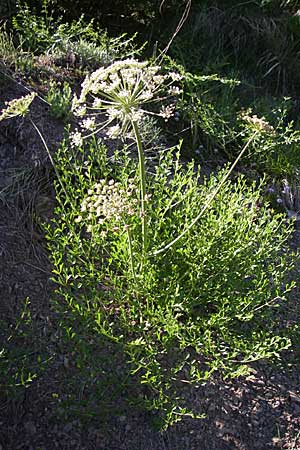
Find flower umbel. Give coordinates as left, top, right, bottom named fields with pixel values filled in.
left=72, top=58, right=182, bottom=137
left=73, top=58, right=182, bottom=257
left=240, top=110, right=275, bottom=135
left=0, top=92, right=36, bottom=121
left=77, top=178, right=138, bottom=233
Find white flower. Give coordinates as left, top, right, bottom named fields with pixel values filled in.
left=169, top=72, right=183, bottom=82
left=159, top=104, right=176, bottom=121
left=168, top=86, right=182, bottom=96
left=74, top=107, right=87, bottom=118
left=70, top=131, right=83, bottom=147
left=107, top=125, right=122, bottom=139
left=129, top=110, right=144, bottom=122
left=71, top=59, right=183, bottom=139
left=81, top=117, right=96, bottom=130
left=107, top=108, right=123, bottom=121
left=240, top=111, right=275, bottom=134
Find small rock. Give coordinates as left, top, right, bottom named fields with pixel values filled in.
left=63, top=356, right=70, bottom=368
left=265, top=392, right=274, bottom=399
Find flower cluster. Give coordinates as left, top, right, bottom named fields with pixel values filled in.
left=159, top=104, right=176, bottom=121
left=76, top=178, right=138, bottom=233
left=240, top=110, right=275, bottom=135
left=0, top=92, right=36, bottom=121
left=70, top=129, right=83, bottom=147
left=71, top=59, right=183, bottom=141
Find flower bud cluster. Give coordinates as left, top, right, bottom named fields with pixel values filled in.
left=76, top=178, right=138, bottom=233
left=240, top=110, right=275, bottom=135
left=70, top=129, right=83, bottom=147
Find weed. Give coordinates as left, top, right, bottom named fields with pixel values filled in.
left=0, top=299, right=38, bottom=395
left=45, top=133, right=295, bottom=427
left=0, top=25, right=33, bottom=73
left=167, top=60, right=300, bottom=177
left=38, top=60, right=296, bottom=427
left=45, top=80, right=72, bottom=121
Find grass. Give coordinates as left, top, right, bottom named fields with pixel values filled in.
left=1, top=0, right=300, bottom=436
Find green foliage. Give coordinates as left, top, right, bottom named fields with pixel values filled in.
left=45, top=80, right=72, bottom=121
left=236, top=99, right=300, bottom=176
left=35, top=0, right=161, bottom=26
left=167, top=61, right=300, bottom=177
left=0, top=25, right=33, bottom=73
left=45, top=133, right=295, bottom=428
left=0, top=299, right=39, bottom=395
left=0, top=26, right=17, bottom=61
left=168, top=3, right=300, bottom=95
left=11, top=1, right=141, bottom=67
left=12, top=1, right=56, bottom=53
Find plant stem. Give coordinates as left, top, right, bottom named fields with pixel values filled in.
left=30, top=118, right=74, bottom=209
left=152, top=131, right=259, bottom=256
left=126, top=226, right=136, bottom=282
left=132, top=120, right=148, bottom=256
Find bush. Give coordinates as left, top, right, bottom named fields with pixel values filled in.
left=44, top=132, right=295, bottom=427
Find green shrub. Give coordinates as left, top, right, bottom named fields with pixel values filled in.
left=44, top=131, right=295, bottom=427
left=168, top=62, right=300, bottom=177
left=39, top=58, right=296, bottom=427
left=46, top=80, right=72, bottom=121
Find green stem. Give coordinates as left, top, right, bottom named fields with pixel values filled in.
left=132, top=120, right=148, bottom=256
left=152, top=131, right=259, bottom=256
left=30, top=118, right=74, bottom=209
left=126, top=226, right=136, bottom=283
